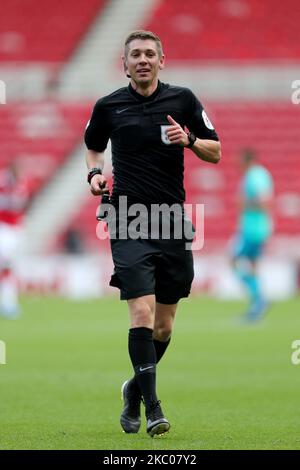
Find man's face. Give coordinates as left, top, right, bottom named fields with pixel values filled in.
left=123, top=39, right=165, bottom=86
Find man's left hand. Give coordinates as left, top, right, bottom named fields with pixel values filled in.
left=166, top=115, right=189, bottom=146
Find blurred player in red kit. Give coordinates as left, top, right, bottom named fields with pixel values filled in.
left=0, top=161, right=29, bottom=318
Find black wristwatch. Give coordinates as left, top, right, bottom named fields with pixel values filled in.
left=87, top=167, right=102, bottom=184
left=186, top=132, right=197, bottom=148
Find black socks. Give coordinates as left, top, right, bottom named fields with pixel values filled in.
left=128, top=327, right=171, bottom=410
left=153, top=337, right=171, bottom=363
left=128, top=327, right=157, bottom=409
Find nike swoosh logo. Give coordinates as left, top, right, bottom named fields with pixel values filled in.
left=116, top=108, right=129, bottom=114
left=139, top=366, right=153, bottom=372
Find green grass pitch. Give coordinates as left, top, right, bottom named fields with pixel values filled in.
left=1, top=295, right=300, bottom=450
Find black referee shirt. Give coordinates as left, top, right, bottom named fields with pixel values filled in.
left=85, top=81, right=219, bottom=206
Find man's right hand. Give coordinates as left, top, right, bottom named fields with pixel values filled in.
left=90, top=174, right=108, bottom=196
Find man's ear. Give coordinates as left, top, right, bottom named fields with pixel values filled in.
left=158, top=55, right=165, bottom=70
left=122, top=56, right=127, bottom=73
left=122, top=56, right=131, bottom=78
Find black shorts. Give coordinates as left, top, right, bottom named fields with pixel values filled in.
left=109, top=237, right=194, bottom=304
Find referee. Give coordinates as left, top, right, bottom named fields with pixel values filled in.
left=84, top=30, right=221, bottom=437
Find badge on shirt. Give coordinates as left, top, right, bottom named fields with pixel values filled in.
left=202, top=110, right=214, bottom=130
left=161, top=125, right=172, bottom=145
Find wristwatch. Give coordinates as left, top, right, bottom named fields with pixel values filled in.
left=186, top=132, right=197, bottom=148
left=87, top=167, right=102, bottom=184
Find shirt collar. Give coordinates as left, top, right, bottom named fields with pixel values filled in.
left=128, top=80, right=162, bottom=102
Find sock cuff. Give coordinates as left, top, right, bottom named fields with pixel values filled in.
left=129, top=327, right=153, bottom=341
left=153, top=337, right=171, bottom=345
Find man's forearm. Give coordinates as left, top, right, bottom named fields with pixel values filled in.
left=191, top=139, right=221, bottom=164
left=86, top=149, right=105, bottom=170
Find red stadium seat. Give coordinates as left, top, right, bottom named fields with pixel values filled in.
left=0, top=0, right=106, bottom=62
left=143, top=0, right=300, bottom=62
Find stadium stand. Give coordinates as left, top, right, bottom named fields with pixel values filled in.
left=0, top=0, right=107, bottom=63
left=144, top=0, right=300, bottom=62
left=2, top=0, right=299, bottom=258
left=0, top=102, right=91, bottom=196
left=61, top=101, right=300, bottom=251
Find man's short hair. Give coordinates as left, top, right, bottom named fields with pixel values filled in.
left=124, top=30, right=163, bottom=58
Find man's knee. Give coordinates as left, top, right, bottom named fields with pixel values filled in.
left=154, top=303, right=176, bottom=341
left=129, top=299, right=155, bottom=328
left=153, top=324, right=172, bottom=342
